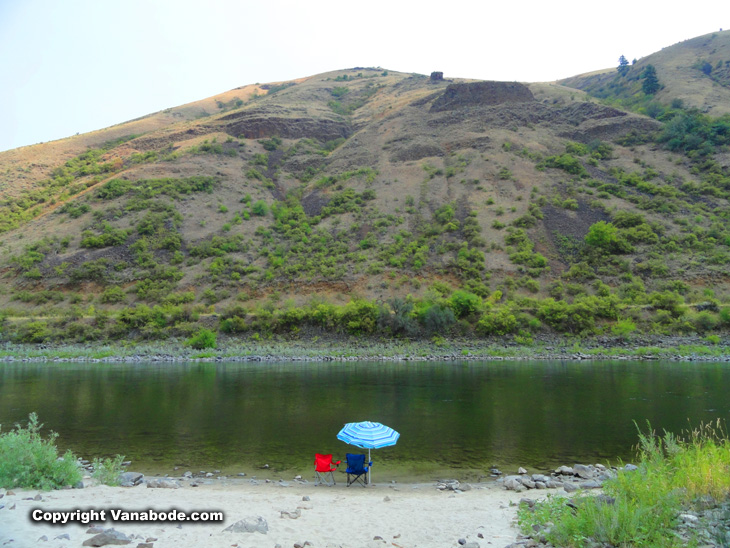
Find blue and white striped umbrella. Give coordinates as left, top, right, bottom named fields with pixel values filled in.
left=337, top=421, right=400, bottom=449
left=337, top=421, right=399, bottom=484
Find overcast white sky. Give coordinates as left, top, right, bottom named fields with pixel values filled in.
left=0, top=0, right=727, bottom=152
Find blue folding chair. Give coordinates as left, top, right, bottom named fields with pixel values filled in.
left=345, top=453, right=372, bottom=487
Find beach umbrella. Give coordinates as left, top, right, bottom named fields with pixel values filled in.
left=337, top=421, right=399, bottom=484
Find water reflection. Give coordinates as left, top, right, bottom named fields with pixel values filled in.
left=1, top=360, right=729, bottom=481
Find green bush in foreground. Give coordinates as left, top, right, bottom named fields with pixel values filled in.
left=518, top=421, right=730, bottom=547
left=0, top=413, right=81, bottom=490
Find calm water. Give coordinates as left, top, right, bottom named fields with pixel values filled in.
left=1, top=360, right=729, bottom=482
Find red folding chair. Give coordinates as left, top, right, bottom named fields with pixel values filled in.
left=314, top=453, right=341, bottom=486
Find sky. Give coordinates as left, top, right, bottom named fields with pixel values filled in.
left=0, top=0, right=727, bottom=153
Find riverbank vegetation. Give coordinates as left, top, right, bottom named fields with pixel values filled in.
left=0, top=285, right=728, bottom=348
left=518, top=422, right=730, bottom=547
left=0, top=413, right=81, bottom=490
left=0, top=413, right=126, bottom=490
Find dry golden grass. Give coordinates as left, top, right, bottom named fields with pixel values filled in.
left=560, top=30, right=730, bottom=117
left=0, top=82, right=267, bottom=197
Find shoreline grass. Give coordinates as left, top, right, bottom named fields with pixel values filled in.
left=0, top=337, right=729, bottom=362
left=518, top=421, right=730, bottom=547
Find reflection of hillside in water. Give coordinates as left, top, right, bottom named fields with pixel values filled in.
left=1, top=360, right=728, bottom=481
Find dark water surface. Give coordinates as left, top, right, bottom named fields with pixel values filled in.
left=1, top=360, right=729, bottom=482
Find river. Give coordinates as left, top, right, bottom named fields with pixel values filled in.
left=1, top=360, right=728, bottom=482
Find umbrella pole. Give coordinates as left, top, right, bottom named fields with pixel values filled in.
left=368, top=448, right=371, bottom=485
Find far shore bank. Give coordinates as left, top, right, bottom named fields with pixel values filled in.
left=1, top=333, right=729, bottom=363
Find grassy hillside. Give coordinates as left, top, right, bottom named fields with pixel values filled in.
left=560, top=30, right=730, bottom=117
left=2, top=58, right=730, bottom=345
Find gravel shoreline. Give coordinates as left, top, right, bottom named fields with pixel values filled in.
left=1, top=334, right=728, bottom=363
left=3, top=353, right=730, bottom=363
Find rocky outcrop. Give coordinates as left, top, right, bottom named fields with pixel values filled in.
left=559, top=111, right=662, bottom=142
left=216, top=111, right=352, bottom=141
left=389, top=142, right=444, bottom=162
left=424, top=99, right=660, bottom=145
left=301, top=190, right=329, bottom=216
left=127, top=127, right=209, bottom=151
left=430, top=81, right=535, bottom=112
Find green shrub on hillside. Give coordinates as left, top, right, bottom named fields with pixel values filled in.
left=186, top=328, right=217, bottom=350
left=585, top=221, right=634, bottom=255
left=562, top=261, right=595, bottom=281
left=220, top=315, right=248, bottom=334
left=321, top=188, right=376, bottom=217
left=189, top=141, right=223, bottom=155
left=565, top=142, right=589, bottom=156
left=537, top=299, right=595, bottom=333
left=377, top=298, right=417, bottom=337
left=14, top=321, right=53, bottom=343
left=331, top=86, right=350, bottom=98
left=252, top=200, right=268, bottom=216
left=129, top=151, right=158, bottom=164
left=539, top=154, right=588, bottom=177
left=80, top=224, right=130, bottom=248
left=450, top=290, right=481, bottom=319
left=96, top=176, right=216, bottom=201
left=69, top=257, right=111, bottom=283
left=259, top=136, right=282, bottom=151
left=611, top=318, right=637, bottom=338
left=251, top=153, right=268, bottom=166
left=612, top=211, right=645, bottom=228
left=338, top=300, right=378, bottom=335
left=659, top=110, right=730, bottom=156
left=649, top=291, right=687, bottom=318
left=690, top=310, right=719, bottom=333
left=100, top=286, right=126, bottom=304
left=59, top=202, right=91, bottom=218
left=720, top=307, right=730, bottom=326
left=0, top=413, right=81, bottom=490
left=476, top=307, right=518, bottom=336
left=509, top=249, right=547, bottom=270
left=96, top=179, right=132, bottom=199
left=188, top=234, right=247, bottom=257
left=422, top=304, right=456, bottom=334
left=320, top=138, right=346, bottom=154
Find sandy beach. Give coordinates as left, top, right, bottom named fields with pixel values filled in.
left=0, top=478, right=535, bottom=548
